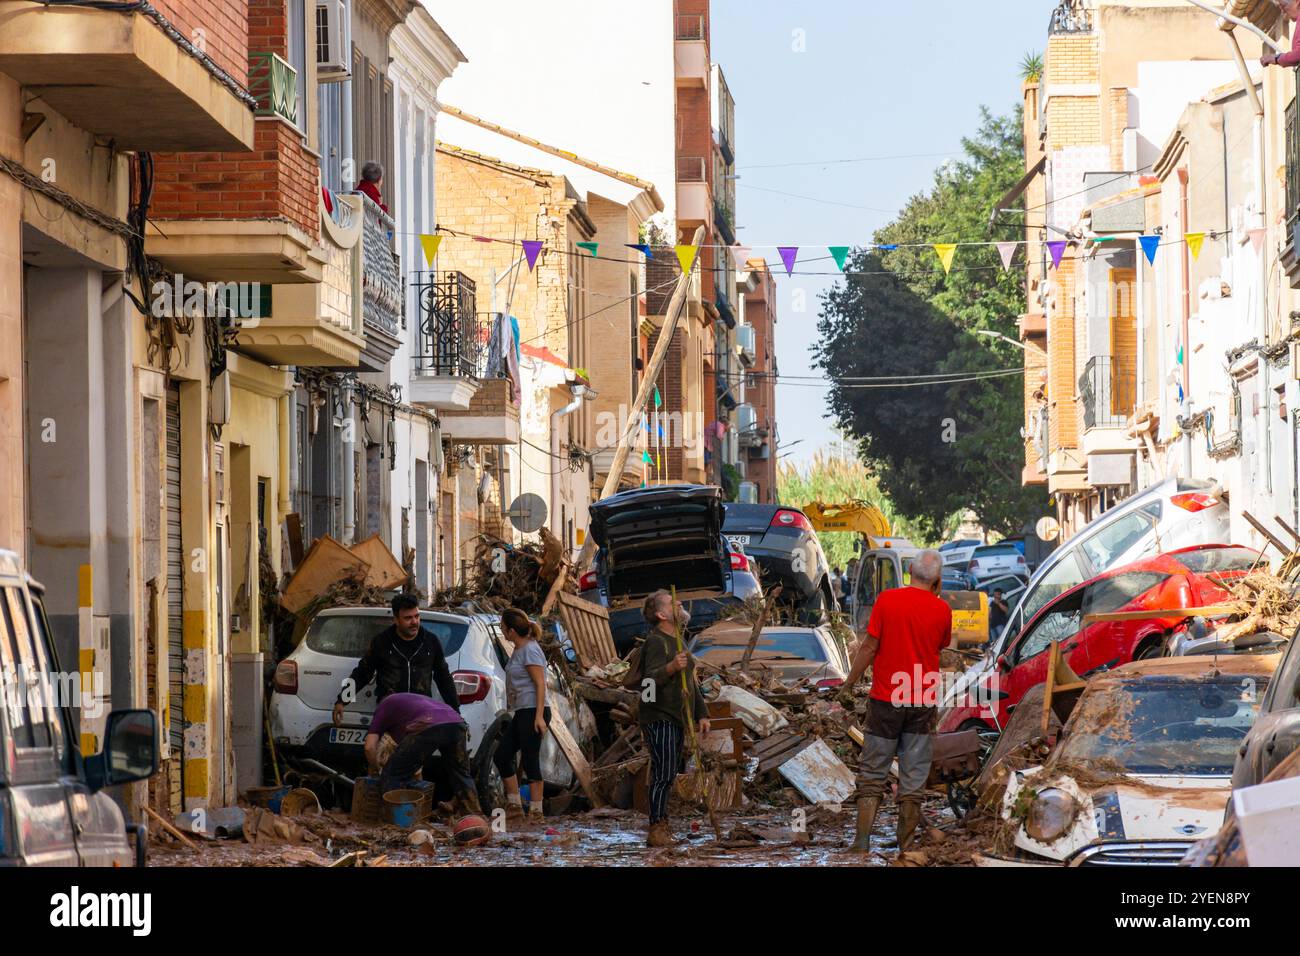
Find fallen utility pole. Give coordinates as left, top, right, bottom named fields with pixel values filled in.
left=575, top=225, right=705, bottom=574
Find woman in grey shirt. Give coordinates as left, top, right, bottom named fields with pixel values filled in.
left=493, top=607, right=551, bottom=821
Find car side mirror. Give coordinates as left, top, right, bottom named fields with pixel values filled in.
left=996, top=654, right=1010, bottom=673
left=85, top=709, right=159, bottom=793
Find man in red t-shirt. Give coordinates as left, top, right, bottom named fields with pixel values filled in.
left=838, top=549, right=952, bottom=853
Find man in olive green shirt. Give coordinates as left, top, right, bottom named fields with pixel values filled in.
left=638, top=589, right=710, bottom=848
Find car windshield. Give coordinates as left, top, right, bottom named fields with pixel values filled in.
left=1055, top=676, right=1267, bottom=775
left=693, top=630, right=827, bottom=662
left=305, top=615, right=469, bottom=657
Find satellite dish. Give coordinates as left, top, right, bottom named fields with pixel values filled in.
left=1036, top=516, right=1061, bottom=542
left=506, top=493, right=548, bottom=534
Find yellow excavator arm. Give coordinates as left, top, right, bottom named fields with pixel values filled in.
left=804, top=501, right=893, bottom=545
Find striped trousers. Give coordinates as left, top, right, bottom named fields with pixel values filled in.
left=644, top=719, right=685, bottom=824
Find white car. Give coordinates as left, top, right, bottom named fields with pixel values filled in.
left=944, top=476, right=1230, bottom=715
left=982, top=655, right=1277, bottom=866
left=269, top=606, right=593, bottom=804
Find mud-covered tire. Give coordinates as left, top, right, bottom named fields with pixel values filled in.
left=473, top=713, right=510, bottom=815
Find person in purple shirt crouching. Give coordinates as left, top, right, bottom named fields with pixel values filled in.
left=365, top=692, right=482, bottom=814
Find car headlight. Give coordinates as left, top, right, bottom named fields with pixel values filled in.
left=1025, top=788, right=1078, bottom=844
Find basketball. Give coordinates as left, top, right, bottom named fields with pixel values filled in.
left=453, top=814, right=491, bottom=847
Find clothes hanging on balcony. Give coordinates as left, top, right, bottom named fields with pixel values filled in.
left=486, top=312, right=521, bottom=406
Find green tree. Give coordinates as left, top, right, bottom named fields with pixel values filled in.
left=777, top=450, right=930, bottom=568
left=814, top=107, right=1050, bottom=538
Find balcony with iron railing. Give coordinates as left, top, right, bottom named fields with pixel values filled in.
left=1283, top=74, right=1300, bottom=287
left=714, top=198, right=736, bottom=246
left=674, top=14, right=708, bottom=87
left=437, top=312, right=521, bottom=445
left=1078, top=355, right=1136, bottom=432
left=358, top=194, right=404, bottom=371
left=409, top=271, right=484, bottom=411
left=677, top=156, right=712, bottom=229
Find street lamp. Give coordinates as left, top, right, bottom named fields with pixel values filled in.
left=976, top=329, right=1048, bottom=359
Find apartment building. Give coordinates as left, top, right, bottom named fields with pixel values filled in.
left=739, top=259, right=779, bottom=504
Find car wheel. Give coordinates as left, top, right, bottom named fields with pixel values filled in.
left=1135, top=640, right=1162, bottom=660
left=472, top=714, right=510, bottom=815
left=797, top=584, right=828, bottom=626
left=127, top=822, right=148, bottom=868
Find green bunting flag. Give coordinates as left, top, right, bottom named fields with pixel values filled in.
left=828, top=246, right=851, bottom=272
left=577, top=241, right=599, bottom=257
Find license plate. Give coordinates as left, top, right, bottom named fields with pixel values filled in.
left=329, top=728, right=366, bottom=746
left=726, top=534, right=750, bottom=551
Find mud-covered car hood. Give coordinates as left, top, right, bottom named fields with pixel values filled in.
left=1001, top=767, right=1230, bottom=863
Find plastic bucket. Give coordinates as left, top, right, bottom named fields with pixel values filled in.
left=1233, top=775, right=1300, bottom=866
left=280, top=787, right=322, bottom=817
left=383, top=789, right=424, bottom=829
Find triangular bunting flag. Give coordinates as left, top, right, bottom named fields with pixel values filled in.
left=1184, top=232, right=1205, bottom=260
left=474, top=235, right=493, bottom=243
left=577, top=241, right=599, bottom=258
left=419, top=234, right=442, bottom=266
left=1139, top=235, right=1161, bottom=265
left=675, top=244, right=699, bottom=276
left=933, top=243, right=957, bottom=274
left=996, top=242, right=1017, bottom=271
left=877, top=244, right=898, bottom=251
left=626, top=243, right=653, bottom=259
left=521, top=240, right=544, bottom=271
left=653, top=386, right=662, bottom=409
left=1047, top=241, right=1067, bottom=269
left=730, top=245, right=753, bottom=270
left=1249, top=228, right=1266, bottom=253
left=777, top=246, right=799, bottom=275
left=642, top=450, right=652, bottom=464
left=828, top=246, right=851, bottom=272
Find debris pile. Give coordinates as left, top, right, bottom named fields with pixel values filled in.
left=431, top=529, right=568, bottom=615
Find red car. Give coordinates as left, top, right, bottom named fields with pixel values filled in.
left=938, top=545, right=1261, bottom=735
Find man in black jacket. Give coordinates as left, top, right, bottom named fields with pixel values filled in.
left=331, top=594, right=461, bottom=725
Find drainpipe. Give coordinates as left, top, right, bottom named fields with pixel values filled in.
left=342, top=386, right=356, bottom=544
left=278, top=392, right=291, bottom=555
left=1180, top=169, right=1194, bottom=478
left=1225, top=28, right=1273, bottom=494
left=550, top=385, right=588, bottom=542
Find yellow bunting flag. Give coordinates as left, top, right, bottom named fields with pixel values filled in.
left=420, top=234, right=442, bottom=266
left=675, top=244, right=699, bottom=275
left=934, top=243, right=957, bottom=274
left=1185, top=232, right=1205, bottom=260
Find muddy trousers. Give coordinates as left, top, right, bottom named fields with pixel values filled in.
left=857, top=700, right=936, bottom=801
left=493, top=707, right=552, bottom=783
left=381, top=722, right=479, bottom=811
left=644, top=719, right=685, bottom=824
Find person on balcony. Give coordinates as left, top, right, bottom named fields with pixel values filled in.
left=356, top=161, right=389, bottom=214
left=1261, top=0, right=1300, bottom=69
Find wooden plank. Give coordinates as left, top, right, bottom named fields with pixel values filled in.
left=1243, top=511, right=1291, bottom=557
left=548, top=714, right=604, bottom=807
left=555, top=591, right=618, bottom=671
left=144, top=806, right=197, bottom=849
left=349, top=534, right=407, bottom=590
left=1083, top=604, right=1238, bottom=624
left=756, top=736, right=814, bottom=775
left=285, top=513, right=305, bottom=569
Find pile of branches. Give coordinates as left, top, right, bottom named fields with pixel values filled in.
left=430, top=529, right=568, bottom=615
left=1218, top=570, right=1300, bottom=643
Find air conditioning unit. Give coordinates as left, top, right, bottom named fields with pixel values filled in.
left=316, top=0, right=351, bottom=82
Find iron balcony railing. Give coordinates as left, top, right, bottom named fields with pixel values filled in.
left=249, top=52, right=299, bottom=126
left=714, top=199, right=736, bottom=245
left=675, top=14, right=704, bottom=40
left=360, top=195, right=403, bottom=337
left=411, top=271, right=482, bottom=378
left=1049, top=0, right=1092, bottom=34
left=677, top=155, right=707, bottom=183
left=1079, top=355, right=1137, bottom=431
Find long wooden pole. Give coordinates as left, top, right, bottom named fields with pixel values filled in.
left=574, top=226, right=705, bottom=573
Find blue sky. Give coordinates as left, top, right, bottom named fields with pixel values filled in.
left=711, top=1, right=1050, bottom=467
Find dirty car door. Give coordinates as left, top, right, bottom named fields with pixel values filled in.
left=1234, top=638, right=1300, bottom=789
left=0, top=585, right=80, bottom=865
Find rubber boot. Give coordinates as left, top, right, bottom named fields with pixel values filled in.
left=851, top=796, right=881, bottom=851
left=646, top=821, right=675, bottom=848
left=897, top=798, right=922, bottom=853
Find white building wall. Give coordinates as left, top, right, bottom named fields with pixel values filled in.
left=388, top=9, right=465, bottom=590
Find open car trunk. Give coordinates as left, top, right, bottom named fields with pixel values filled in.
left=590, top=485, right=727, bottom=604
